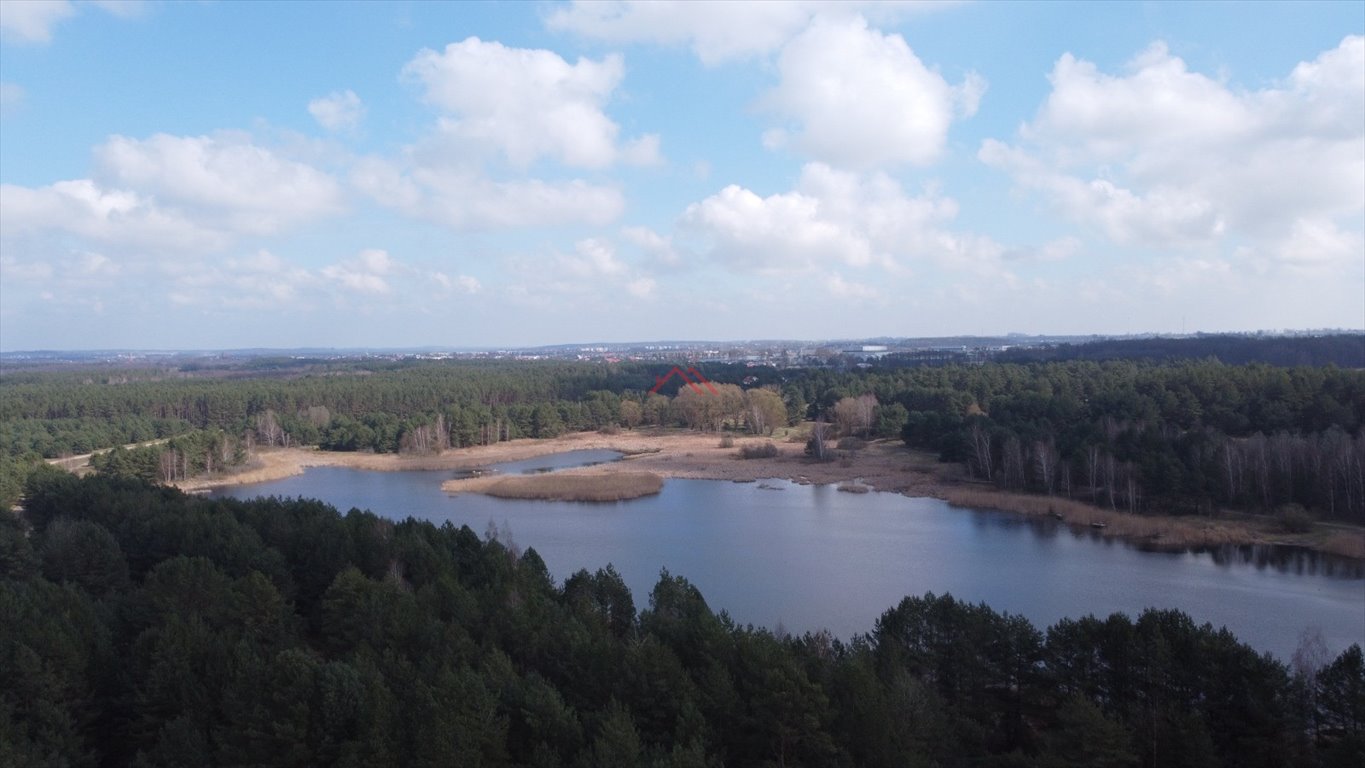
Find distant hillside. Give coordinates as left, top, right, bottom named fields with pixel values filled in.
left=996, top=334, right=1365, bottom=367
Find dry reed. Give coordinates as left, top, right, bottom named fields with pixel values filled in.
left=938, top=486, right=1353, bottom=553
left=481, top=471, right=664, bottom=502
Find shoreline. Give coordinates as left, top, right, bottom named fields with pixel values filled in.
left=175, top=429, right=1365, bottom=560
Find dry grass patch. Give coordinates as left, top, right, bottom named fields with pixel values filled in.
left=1320, top=531, right=1365, bottom=559
left=480, top=471, right=664, bottom=502
left=943, top=487, right=1265, bottom=551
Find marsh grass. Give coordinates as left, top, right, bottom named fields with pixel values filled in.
left=482, top=471, right=664, bottom=502
left=938, top=487, right=1350, bottom=553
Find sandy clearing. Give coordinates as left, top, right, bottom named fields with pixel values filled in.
left=177, top=429, right=961, bottom=495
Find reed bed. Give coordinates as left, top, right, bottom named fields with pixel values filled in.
left=481, top=471, right=664, bottom=502
left=942, top=487, right=1262, bottom=551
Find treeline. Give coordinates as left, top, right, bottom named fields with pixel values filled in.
left=893, top=362, right=1364, bottom=522
left=778, top=361, right=1365, bottom=522
left=5, top=355, right=1365, bottom=520
left=0, top=414, right=194, bottom=460
left=89, top=429, right=248, bottom=484
left=4, top=472, right=1362, bottom=767
left=995, top=333, right=1365, bottom=368
left=0, top=362, right=784, bottom=457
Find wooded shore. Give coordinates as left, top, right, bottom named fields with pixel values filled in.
left=174, top=429, right=1364, bottom=559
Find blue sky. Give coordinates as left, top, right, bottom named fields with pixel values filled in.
left=1, top=0, right=1361, bottom=350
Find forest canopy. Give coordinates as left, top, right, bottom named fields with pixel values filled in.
left=3, top=472, right=1362, bottom=767
left=2, top=344, right=1364, bottom=521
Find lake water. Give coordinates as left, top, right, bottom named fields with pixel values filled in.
left=209, top=456, right=1365, bottom=660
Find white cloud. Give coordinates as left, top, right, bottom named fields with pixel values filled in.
left=0, top=132, right=347, bottom=317
left=0, top=178, right=228, bottom=251
left=0, top=82, right=25, bottom=115
left=323, top=248, right=396, bottom=295
left=0, top=0, right=142, bottom=43
left=95, top=132, right=344, bottom=234
left=682, top=183, right=873, bottom=274
left=625, top=276, right=656, bottom=298
left=88, top=1, right=145, bottom=19
left=560, top=238, right=628, bottom=277
left=0, top=0, right=74, bottom=43
left=161, top=248, right=476, bottom=310
left=0, top=253, right=54, bottom=281
left=621, top=225, right=680, bottom=266
left=433, top=272, right=482, bottom=294
left=1266, top=218, right=1364, bottom=272
left=504, top=237, right=658, bottom=306
left=545, top=0, right=952, bottom=65
left=1133, top=257, right=1234, bottom=296
left=827, top=272, right=879, bottom=300
left=402, top=37, right=658, bottom=168
left=351, top=156, right=623, bottom=230
left=762, top=16, right=983, bottom=168
left=73, top=251, right=118, bottom=276
left=681, top=162, right=1002, bottom=277
left=982, top=36, right=1365, bottom=264
left=169, top=250, right=316, bottom=308
left=308, top=90, right=365, bottom=132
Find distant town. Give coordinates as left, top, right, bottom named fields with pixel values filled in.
left=1, top=329, right=1355, bottom=371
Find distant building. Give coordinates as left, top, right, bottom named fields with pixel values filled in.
left=840, top=344, right=890, bottom=358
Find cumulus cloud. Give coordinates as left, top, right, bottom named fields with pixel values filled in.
left=625, top=277, right=656, bottom=298
left=0, top=0, right=142, bottom=43
left=168, top=250, right=316, bottom=308
left=0, top=0, right=74, bottom=42
left=680, top=162, right=1004, bottom=278
left=350, top=156, right=624, bottom=230
left=0, top=178, right=228, bottom=252
left=402, top=36, right=660, bottom=168
left=0, top=131, right=346, bottom=313
left=504, top=237, right=659, bottom=305
left=560, top=237, right=628, bottom=277
left=0, top=82, right=25, bottom=115
left=826, top=272, right=879, bottom=300
left=322, top=249, right=396, bottom=295
left=761, top=16, right=982, bottom=168
left=682, top=183, right=873, bottom=274
left=159, top=248, right=475, bottom=310
left=433, top=272, right=482, bottom=294
left=545, top=0, right=951, bottom=65
left=621, top=225, right=681, bottom=267
left=88, top=1, right=145, bottom=19
left=981, top=36, right=1365, bottom=265
left=94, top=132, right=344, bottom=234
left=308, top=90, right=365, bottom=132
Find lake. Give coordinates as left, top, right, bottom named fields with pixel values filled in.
left=209, top=455, right=1365, bottom=660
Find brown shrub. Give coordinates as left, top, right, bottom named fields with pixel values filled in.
left=739, top=441, right=779, bottom=459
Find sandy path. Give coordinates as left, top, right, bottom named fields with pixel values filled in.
left=47, top=438, right=172, bottom=472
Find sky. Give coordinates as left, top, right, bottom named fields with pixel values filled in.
left=0, top=0, right=1362, bottom=350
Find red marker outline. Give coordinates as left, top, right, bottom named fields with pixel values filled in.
left=649, top=365, right=718, bottom=395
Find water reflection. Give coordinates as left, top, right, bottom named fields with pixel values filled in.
left=485, top=449, right=623, bottom=475
left=209, top=465, right=1365, bottom=660
left=446, top=449, right=624, bottom=479
left=1204, top=544, right=1365, bottom=578
left=975, top=511, right=1365, bottom=579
